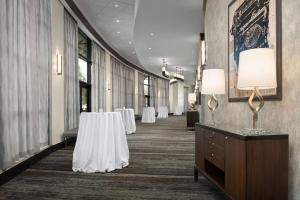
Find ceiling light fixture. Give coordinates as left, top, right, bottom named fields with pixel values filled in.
left=150, top=33, right=155, bottom=36
left=114, top=4, right=119, bottom=8
left=173, top=67, right=185, bottom=81
left=128, top=41, right=132, bottom=45
left=116, top=19, right=120, bottom=23
left=117, top=31, right=121, bottom=34
left=162, top=59, right=170, bottom=78
left=148, top=47, right=152, bottom=50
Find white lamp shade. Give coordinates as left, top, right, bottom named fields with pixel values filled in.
left=237, top=48, right=277, bottom=90
left=188, top=93, right=197, bottom=103
left=201, top=69, right=225, bottom=95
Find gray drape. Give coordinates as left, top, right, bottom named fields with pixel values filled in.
left=150, top=77, right=158, bottom=110
left=91, top=42, right=106, bottom=112
left=157, top=79, right=170, bottom=108
left=64, top=10, right=79, bottom=130
left=138, top=72, right=145, bottom=114
left=111, top=57, right=134, bottom=109
left=0, top=0, right=51, bottom=170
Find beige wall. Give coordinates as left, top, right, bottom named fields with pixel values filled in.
left=51, top=0, right=65, bottom=145
left=105, top=52, right=112, bottom=112
left=204, top=0, right=300, bottom=198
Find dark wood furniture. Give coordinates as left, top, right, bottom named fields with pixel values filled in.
left=186, top=110, right=199, bottom=130
left=194, top=123, right=288, bottom=200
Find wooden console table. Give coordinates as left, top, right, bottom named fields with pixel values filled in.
left=194, top=123, right=288, bottom=200
left=186, top=110, right=199, bottom=130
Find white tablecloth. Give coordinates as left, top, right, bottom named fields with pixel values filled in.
left=72, top=112, right=129, bottom=173
left=157, top=106, right=168, bottom=118
left=115, top=108, right=136, bottom=134
left=174, top=105, right=183, bottom=115
left=141, top=107, right=155, bottom=123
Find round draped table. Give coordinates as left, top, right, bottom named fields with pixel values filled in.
left=72, top=112, right=129, bottom=173
left=115, top=108, right=136, bottom=134
left=141, top=107, right=156, bottom=123
left=157, top=106, right=168, bottom=119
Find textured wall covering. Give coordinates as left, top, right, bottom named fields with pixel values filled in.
left=203, top=0, right=300, bottom=199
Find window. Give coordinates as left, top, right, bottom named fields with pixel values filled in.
left=144, top=76, right=150, bottom=106
left=78, top=30, right=91, bottom=112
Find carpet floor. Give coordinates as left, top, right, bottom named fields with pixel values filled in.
left=0, top=116, right=225, bottom=200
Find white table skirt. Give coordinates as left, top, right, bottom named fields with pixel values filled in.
left=174, top=105, right=183, bottom=116
left=72, top=112, right=129, bottom=173
left=115, top=108, right=136, bottom=134
left=157, top=106, right=168, bottom=119
left=141, top=107, right=155, bottom=123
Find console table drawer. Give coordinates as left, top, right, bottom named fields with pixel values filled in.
left=204, top=131, right=225, bottom=148
left=204, top=142, right=225, bottom=170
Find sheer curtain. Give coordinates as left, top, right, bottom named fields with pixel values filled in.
left=150, top=77, right=158, bottom=110
left=91, top=42, right=106, bottom=112
left=138, top=72, right=145, bottom=114
left=157, top=79, right=170, bottom=108
left=111, top=57, right=134, bottom=109
left=64, top=10, right=79, bottom=130
left=0, top=0, right=51, bottom=170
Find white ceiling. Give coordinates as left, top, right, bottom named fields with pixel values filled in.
left=74, top=0, right=204, bottom=83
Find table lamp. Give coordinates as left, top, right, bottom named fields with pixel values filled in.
left=201, top=69, right=225, bottom=125
left=237, top=48, right=276, bottom=129
left=188, top=93, right=197, bottom=110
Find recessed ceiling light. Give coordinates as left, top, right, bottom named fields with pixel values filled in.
left=114, top=4, right=119, bottom=8
left=148, top=47, right=152, bottom=50
left=116, top=19, right=120, bottom=23
left=150, top=33, right=155, bottom=36
left=117, top=31, right=121, bottom=34
left=128, top=41, right=132, bottom=45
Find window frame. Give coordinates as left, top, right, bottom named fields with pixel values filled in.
left=144, top=76, right=150, bottom=107
left=78, top=29, right=92, bottom=112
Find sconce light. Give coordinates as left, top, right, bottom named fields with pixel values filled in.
left=57, top=53, right=62, bottom=75
left=200, top=33, right=206, bottom=66
left=107, top=79, right=111, bottom=91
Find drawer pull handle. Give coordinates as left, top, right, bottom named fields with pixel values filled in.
left=225, top=136, right=228, bottom=140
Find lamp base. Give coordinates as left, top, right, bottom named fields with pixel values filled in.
left=248, top=87, right=264, bottom=129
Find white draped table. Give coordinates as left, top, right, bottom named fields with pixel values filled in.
left=141, top=107, right=155, bottom=123
left=72, top=112, right=129, bottom=173
left=157, top=106, right=168, bottom=119
left=115, top=108, right=136, bottom=134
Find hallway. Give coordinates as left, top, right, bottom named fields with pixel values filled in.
left=0, top=116, right=223, bottom=200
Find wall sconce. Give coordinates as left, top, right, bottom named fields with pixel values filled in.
left=57, top=53, right=62, bottom=75
left=107, top=79, right=111, bottom=91
left=200, top=33, right=206, bottom=66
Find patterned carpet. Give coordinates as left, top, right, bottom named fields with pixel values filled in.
left=0, top=116, right=224, bottom=200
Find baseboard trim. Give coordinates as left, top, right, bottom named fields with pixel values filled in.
left=0, top=140, right=67, bottom=186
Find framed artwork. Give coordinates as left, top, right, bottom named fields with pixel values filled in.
left=228, top=0, right=282, bottom=102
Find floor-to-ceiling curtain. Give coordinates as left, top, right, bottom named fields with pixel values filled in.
left=157, top=78, right=170, bottom=109
left=0, top=0, right=51, bottom=170
left=125, top=69, right=135, bottom=108
left=64, top=10, right=79, bottom=130
left=111, top=57, right=134, bottom=109
left=150, top=77, right=158, bottom=110
left=138, top=72, right=145, bottom=114
left=91, top=42, right=106, bottom=112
